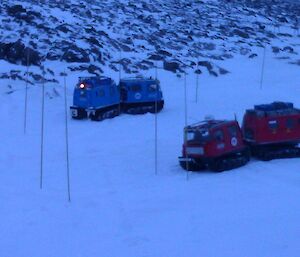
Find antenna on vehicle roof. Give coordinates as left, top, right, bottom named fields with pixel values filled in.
left=63, top=69, right=71, bottom=202
left=234, top=113, right=237, bottom=121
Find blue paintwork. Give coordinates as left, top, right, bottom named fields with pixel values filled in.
left=119, top=77, right=163, bottom=104
left=72, top=76, right=120, bottom=110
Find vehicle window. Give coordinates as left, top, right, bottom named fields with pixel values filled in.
left=98, top=90, right=105, bottom=97
left=110, top=87, right=115, bottom=96
left=186, top=131, right=195, bottom=142
left=185, top=129, right=210, bottom=143
left=268, top=120, right=278, bottom=130
left=286, top=118, right=295, bottom=129
left=214, top=130, right=224, bottom=142
left=148, top=84, right=158, bottom=92
left=228, top=126, right=238, bottom=137
left=131, top=85, right=141, bottom=91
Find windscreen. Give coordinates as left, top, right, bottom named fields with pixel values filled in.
left=185, top=129, right=210, bottom=143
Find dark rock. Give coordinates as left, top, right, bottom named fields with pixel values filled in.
left=201, top=42, right=216, bottom=51
left=121, top=37, right=133, bottom=45
left=232, top=29, right=250, bottom=39
left=119, top=43, right=132, bottom=52
left=0, top=73, right=10, bottom=79
left=289, top=60, right=300, bottom=66
left=277, top=33, right=292, bottom=38
left=7, top=5, right=26, bottom=16
left=283, top=46, right=294, bottom=53
left=240, top=48, right=251, bottom=55
left=163, top=61, right=179, bottom=72
left=90, top=48, right=103, bottom=63
left=31, top=73, right=43, bottom=82
left=222, top=53, right=234, bottom=59
left=118, top=58, right=132, bottom=73
left=86, top=37, right=102, bottom=47
left=157, top=49, right=172, bottom=57
left=209, top=70, right=218, bottom=77
left=272, top=46, right=281, bottom=53
left=62, top=45, right=89, bottom=63
left=190, top=61, right=197, bottom=67
left=22, top=47, right=41, bottom=65
left=98, top=30, right=109, bottom=37
left=195, top=69, right=202, bottom=74
left=7, top=5, right=37, bottom=23
left=198, top=61, right=213, bottom=71
left=84, top=26, right=96, bottom=34
left=148, top=54, right=164, bottom=61
left=47, top=68, right=55, bottom=76
left=6, top=41, right=24, bottom=63
left=56, top=24, right=71, bottom=33
left=0, top=41, right=40, bottom=65
left=219, top=67, right=229, bottom=75
left=109, top=64, right=119, bottom=72
left=135, top=62, right=149, bottom=70
left=278, top=17, right=288, bottom=23
left=46, top=51, right=60, bottom=61
left=249, top=53, right=258, bottom=58
left=87, top=64, right=103, bottom=75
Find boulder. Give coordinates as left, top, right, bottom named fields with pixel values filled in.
left=232, top=29, right=250, bottom=39
left=198, top=61, right=213, bottom=71
left=163, top=61, right=179, bottom=73
left=7, top=5, right=26, bottom=16
left=249, top=53, right=258, bottom=58
left=62, top=45, right=89, bottom=63
left=148, top=54, right=164, bottom=61
left=219, top=67, right=229, bottom=75
left=0, top=41, right=41, bottom=65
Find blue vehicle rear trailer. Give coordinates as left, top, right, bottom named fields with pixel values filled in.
left=120, top=77, right=164, bottom=114
left=70, top=76, right=121, bottom=121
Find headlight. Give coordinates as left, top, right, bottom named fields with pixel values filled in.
left=79, top=83, right=85, bottom=89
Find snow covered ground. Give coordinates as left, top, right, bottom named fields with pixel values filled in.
left=1, top=41, right=300, bottom=257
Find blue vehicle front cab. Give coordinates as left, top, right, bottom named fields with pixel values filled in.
left=70, top=76, right=120, bottom=121
left=120, top=76, right=164, bottom=114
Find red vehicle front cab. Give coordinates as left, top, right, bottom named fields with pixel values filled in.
left=179, top=119, right=249, bottom=171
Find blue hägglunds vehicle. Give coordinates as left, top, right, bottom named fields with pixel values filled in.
left=70, top=76, right=120, bottom=121
left=120, top=76, right=164, bottom=114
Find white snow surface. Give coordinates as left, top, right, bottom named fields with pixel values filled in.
left=1, top=47, right=300, bottom=256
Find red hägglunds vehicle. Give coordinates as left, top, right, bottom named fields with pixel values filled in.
left=179, top=102, right=300, bottom=172
left=178, top=119, right=250, bottom=172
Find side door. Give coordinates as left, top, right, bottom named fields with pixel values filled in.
left=213, top=129, right=226, bottom=155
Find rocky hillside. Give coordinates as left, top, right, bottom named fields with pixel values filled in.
left=0, top=0, right=299, bottom=84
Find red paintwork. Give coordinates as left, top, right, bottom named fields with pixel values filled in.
left=182, top=120, right=246, bottom=158
left=242, top=108, right=300, bottom=145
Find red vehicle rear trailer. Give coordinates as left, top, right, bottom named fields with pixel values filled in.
left=242, top=102, right=300, bottom=160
